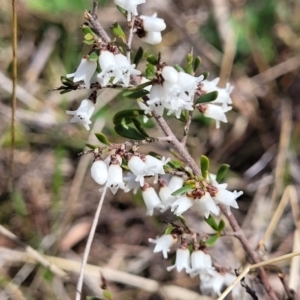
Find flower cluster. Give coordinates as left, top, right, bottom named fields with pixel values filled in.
left=138, top=65, right=233, bottom=127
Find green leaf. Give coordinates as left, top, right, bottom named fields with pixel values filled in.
left=103, top=290, right=113, bottom=300
left=145, top=63, right=155, bottom=79
left=113, top=109, right=144, bottom=125
left=201, top=71, right=209, bottom=80
left=123, top=89, right=149, bottom=99
left=85, top=143, right=97, bottom=149
left=133, top=46, right=144, bottom=66
left=11, top=190, right=28, bottom=216
left=206, top=234, right=219, bottom=246
left=114, top=123, right=146, bottom=140
left=146, top=54, right=158, bottom=65
left=216, top=164, right=230, bottom=182
left=164, top=226, right=174, bottom=235
left=205, top=215, right=218, bottom=231
left=193, top=56, right=201, bottom=72
left=178, top=215, right=187, bottom=226
left=131, top=118, right=149, bottom=137
left=185, top=63, right=193, bottom=74
left=83, top=39, right=94, bottom=45
left=171, top=184, right=194, bottom=196
left=115, top=5, right=127, bottom=18
left=200, top=155, right=209, bottom=179
left=218, top=219, right=225, bottom=232
left=186, top=53, right=193, bottom=63
left=167, top=160, right=182, bottom=169
left=195, top=91, right=218, bottom=104
left=95, top=133, right=110, bottom=145
left=88, top=52, right=98, bottom=62
left=110, top=22, right=126, bottom=42
left=81, top=25, right=94, bottom=35
left=84, top=33, right=94, bottom=41
left=43, top=269, right=54, bottom=282
left=174, top=64, right=185, bottom=72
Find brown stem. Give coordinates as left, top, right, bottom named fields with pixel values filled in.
left=181, top=110, right=193, bottom=146
left=219, top=205, right=278, bottom=300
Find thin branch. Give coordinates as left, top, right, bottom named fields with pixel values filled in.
left=0, top=225, right=68, bottom=279
left=181, top=110, right=193, bottom=145
left=84, top=11, right=111, bottom=43
left=91, top=0, right=98, bottom=18
left=10, top=0, right=17, bottom=191
left=126, top=16, right=136, bottom=62
left=75, top=186, right=108, bottom=300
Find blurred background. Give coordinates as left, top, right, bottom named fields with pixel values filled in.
left=0, top=0, right=300, bottom=299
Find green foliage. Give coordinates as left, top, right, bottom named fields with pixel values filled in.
left=165, top=226, right=174, bottom=235
left=88, top=52, right=98, bottom=61
left=110, top=22, right=126, bottom=42
left=205, top=234, right=219, bottom=246
left=95, top=133, right=110, bottom=145
left=145, top=63, right=155, bottom=79
left=200, top=155, right=209, bottom=179
left=146, top=54, right=159, bottom=65
left=216, top=164, right=230, bottom=182
left=193, top=56, right=201, bottom=72
left=205, top=215, right=218, bottom=231
left=11, top=190, right=28, bottom=216
left=171, top=185, right=194, bottom=196
left=133, top=47, right=144, bottom=66
left=195, top=91, right=218, bottom=104
left=218, top=219, right=225, bottom=232
left=114, top=123, right=147, bottom=140
left=123, top=89, right=149, bottom=99
left=113, top=109, right=145, bottom=125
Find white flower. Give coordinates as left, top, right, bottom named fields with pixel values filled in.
left=137, top=99, right=150, bottom=123
left=144, top=155, right=170, bottom=183
left=66, top=99, right=95, bottom=130
left=171, top=194, right=194, bottom=216
left=198, top=103, right=231, bottom=129
left=187, top=250, right=215, bottom=277
left=123, top=172, right=140, bottom=194
left=141, top=186, right=162, bottom=216
left=177, top=72, right=204, bottom=97
left=114, top=53, right=141, bottom=87
left=91, top=160, right=108, bottom=185
left=200, top=271, right=225, bottom=296
left=213, top=188, right=242, bottom=215
left=159, top=185, right=176, bottom=212
left=97, top=51, right=118, bottom=86
left=141, top=31, right=163, bottom=45
left=195, top=192, right=220, bottom=218
left=162, top=66, right=179, bottom=84
left=168, top=176, right=184, bottom=193
left=201, top=77, right=233, bottom=107
left=141, top=13, right=166, bottom=32
left=106, top=163, right=129, bottom=194
left=114, top=0, right=145, bottom=21
left=148, top=234, right=177, bottom=259
left=66, top=58, right=97, bottom=89
left=143, top=85, right=166, bottom=116
left=127, top=155, right=152, bottom=186
left=167, top=248, right=191, bottom=272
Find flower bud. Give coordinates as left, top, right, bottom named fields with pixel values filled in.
left=162, top=66, right=179, bottom=84
left=91, top=160, right=108, bottom=185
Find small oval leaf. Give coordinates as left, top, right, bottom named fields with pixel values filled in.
left=110, top=22, right=126, bottom=42
left=216, top=164, right=230, bottom=182
left=218, top=219, right=225, bottom=232
left=195, top=91, right=218, bottom=104
left=205, top=234, right=219, bottom=247
left=193, top=56, right=201, bottom=72
left=114, top=123, right=146, bottom=140
left=113, top=109, right=144, bottom=125
left=95, top=133, right=110, bottom=145
left=200, top=155, right=209, bottom=179
left=131, top=118, right=149, bottom=137
left=134, top=46, right=144, bottom=66
left=164, top=226, right=174, bottom=235
left=171, top=184, right=194, bottom=196
left=205, top=215, right=218, bottom=231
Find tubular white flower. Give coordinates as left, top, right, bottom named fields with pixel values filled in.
left=66, top=58, right=97, bottom=89
left=167, top=248, right=191, bottom=272
left=200, top=271, right=225, bottom=296
left=106, top=164, right=129, bottom=195
left=202, top=77, right=233, bottom=107
left=144, top=155, right=170, bottom=183
left=195, top=192, right=220, bottom=218
left=114, top=0, right=145, bottom=20
left=143, top=85, right=166, bottom=116
left=171, top=194, right=194, bottom=216
left=114, top=53, right=141, bottom=87
left=91, top=160, right=108, bottom=185
left=127, top=156, right=152, bottom=186
left=123, top=172, right=140, bottom=194
left=141, top=186, right=162, bottom=216
left=178, top=72, right=204, bottom=97
left=200, top=104, right=231, bottom=129
left=141, top=31, right=162, bottom=45
left=97, top=51, right=118, bottom=86
left=159, top=185, right=176, bottom=212
left=141, top=13, right=166, bottom=32
left=148, top=234, right=177, bottom=259
left=162, top=66, right=179, bottom=84
left=168, top=176, right=184, bottom=193
left=187, top=250, right=215, bottom=277
left=213, top=188, right=243, bottom=215
left=66, top=99, right=95, bottom=130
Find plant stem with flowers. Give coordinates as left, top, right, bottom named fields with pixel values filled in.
left=54, top=0, right=282, bottom=299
